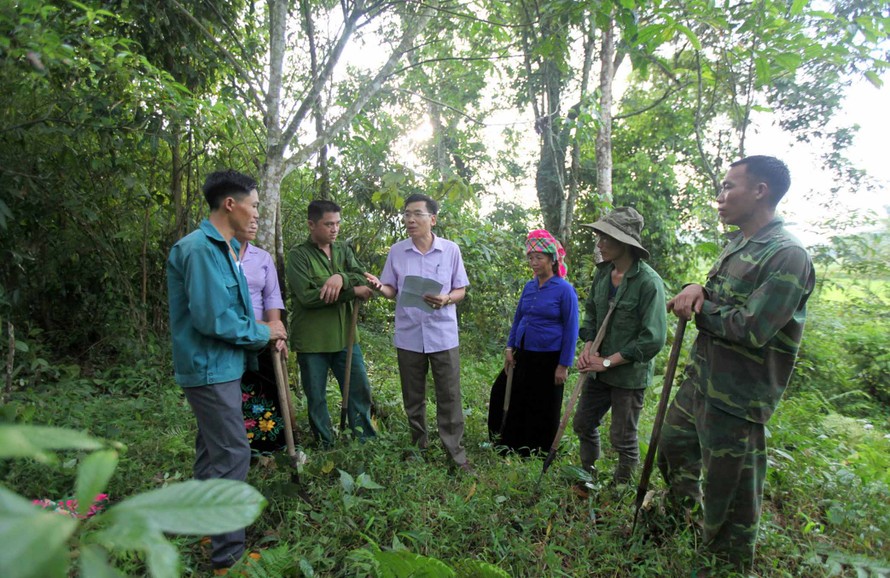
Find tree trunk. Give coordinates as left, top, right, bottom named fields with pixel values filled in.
left=535, top=58, right=566, bottom=236
left=595, top=13, right=615, bottom=205
left=256, top=0, right=288, bottom=252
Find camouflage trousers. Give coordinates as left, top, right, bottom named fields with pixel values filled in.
left=657, top=378, right=766, bottom=571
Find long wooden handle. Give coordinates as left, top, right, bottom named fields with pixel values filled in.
left=340, top=302, right=361, bottom=431
left=272, top=350, right=297, bottom=461
left=636, top=316, right=688, bottom=497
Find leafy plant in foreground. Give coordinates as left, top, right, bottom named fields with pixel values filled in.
left=0, top=424, right=266, bottom=578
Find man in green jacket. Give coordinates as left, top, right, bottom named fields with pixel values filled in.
left=167, top=169, right=287, bottom=572
left=658, top=156, right=815, bottom=572
left=287, top=200, right=376, bottom=446
left=573, top=207, right=667, bottom=487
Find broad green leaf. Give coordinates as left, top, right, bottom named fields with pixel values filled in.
left=299, top=558, right=315, bottom=577
left=13, top=340, right=29, bottom=353
left=141, top=529, right=181, bottom=578
left=773, top=52, right=802, bottom=73
left=75, top=450, right=117, bottom=516
left=110, top=479, right=266, bottom=535
left=372, top=550, right=456, bottom=578
left=0, top=425, right=105, bottom=461
left=0, top=486, right=77, bottom=578
left=674, top=23, right=702, bottom=50
left=807, top=9, right=836, bottom=20
left=754, top=57, right=771, bottom=87
left=94, top=519, right=180, bottom=578
left=79, top=545, right=125, bottom=578
left=790, top=0, right=807, bottom=15
left=865, top=71, right=883, bottom=88
left=634, top=24, right=668, bottom=47
left=356, top=472, right=384, bottom=490
left=339, top=469, right=355, bottom=493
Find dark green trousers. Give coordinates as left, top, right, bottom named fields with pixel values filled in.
left=657, top=379, right=766, bottom=571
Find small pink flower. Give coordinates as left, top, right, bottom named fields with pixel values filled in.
left=242, top=393, right=251, bottom=402
left=244, top=419, right=257, bottom=430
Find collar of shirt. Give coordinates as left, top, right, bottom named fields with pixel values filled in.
left=724, top=216, right=785, bottom=245
left=405, top=234, right=443, bottom=255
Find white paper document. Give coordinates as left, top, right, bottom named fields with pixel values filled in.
left=399, top=275, right=443, bottom=313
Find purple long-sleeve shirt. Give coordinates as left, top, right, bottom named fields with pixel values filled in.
left=241, top=242, right=285, bottom=321
left=380, top=235, right=469, bottom=354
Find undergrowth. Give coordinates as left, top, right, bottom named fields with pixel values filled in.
left=2, top=307, right=889, bottom=577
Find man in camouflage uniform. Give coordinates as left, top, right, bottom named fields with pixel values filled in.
left=658, top=156, right=816, bottom=571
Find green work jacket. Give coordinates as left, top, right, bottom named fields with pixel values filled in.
left=689, top=217, right=815, bottom=423
left=166, top=220, right=270, bottom=387
left=579, top=259, right=667, bottom=389
left=287, top=238, right=369, bottom=353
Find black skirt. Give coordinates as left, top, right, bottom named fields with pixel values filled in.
left=488, top=349, right=564, bottom=456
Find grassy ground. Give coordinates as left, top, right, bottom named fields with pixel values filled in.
left=3, top=312, right=889, bottom=577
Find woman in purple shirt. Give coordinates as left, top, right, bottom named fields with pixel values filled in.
left=488, top=229, right=579, bottom=456
left=236, top=224, right=287, bottom=453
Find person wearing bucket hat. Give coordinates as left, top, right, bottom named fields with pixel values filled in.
left=487, top=229, right=579, bottom=455
left=572, top=207, right=667, bottom=487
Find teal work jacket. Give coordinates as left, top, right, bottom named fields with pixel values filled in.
left=579, top=259, right=667, bottom=389
left=166, top=219, right=270, bottom=387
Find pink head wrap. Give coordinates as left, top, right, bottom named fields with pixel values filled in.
left=525, top=229, right=567, bottom=277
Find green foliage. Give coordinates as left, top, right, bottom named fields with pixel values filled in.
left=0, top=424, right=266, bottom=578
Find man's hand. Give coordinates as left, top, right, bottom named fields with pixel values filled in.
left=667, top=284, right=706, bottom=319
left=554, top=364, right=568, bottom=385
left=265, top=320, right=287, bottom=341
left=364, top=272, right=383, bottom=290
left=274, top=339, right=288, bottom=358
left=354, top=285, right=374, bottom=302
left=423, top=292, right=450, bottom=310
left=320, top=274, right=344, bottom=304
left=576, top=341, right=595, bottom=371
left=364, top=273, right=397, bottom=299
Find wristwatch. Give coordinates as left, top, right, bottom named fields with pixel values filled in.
left=602, top=358, right=612, bottom=368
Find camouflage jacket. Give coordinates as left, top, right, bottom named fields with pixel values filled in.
left=687, top=217, right=815, bottom=423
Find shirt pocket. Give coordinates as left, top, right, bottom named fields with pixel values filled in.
left=221, top=268, right=241, bottom=309
left=613, top=295, right=641, bottom=331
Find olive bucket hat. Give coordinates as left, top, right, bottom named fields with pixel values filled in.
left=582, top=207, right=650, bottom=260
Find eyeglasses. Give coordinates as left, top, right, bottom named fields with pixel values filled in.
left=401, top=211, right=432, bottom=220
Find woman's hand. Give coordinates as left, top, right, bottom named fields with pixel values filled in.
left=554, top=364, right=568, bottom=385
left=504, top=348, right=516, bottom=372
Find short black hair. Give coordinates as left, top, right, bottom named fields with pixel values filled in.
left=308, top=199, right=341, bottom=222
left=202, top=170, right=257, bottom=210
left=404, top=193, right=438, bottom=215
left=730, top=156, right=791, bottom=206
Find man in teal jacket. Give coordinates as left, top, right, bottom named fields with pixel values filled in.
left=286, top=199, right=376, bottom=446
left=167, top=169, right=287, bottom=572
